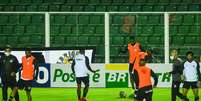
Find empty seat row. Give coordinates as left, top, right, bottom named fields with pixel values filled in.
left=170, top=35, right=201, bottom=45
left=0, top=4, right=200, bottom=11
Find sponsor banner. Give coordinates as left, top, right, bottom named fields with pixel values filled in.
left=51, top=64, right=105, bottom=87
left=105, top=64, right=173, bottom=88
left=0, top=49, right=93, bottom=64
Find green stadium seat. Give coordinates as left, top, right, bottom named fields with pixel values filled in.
left=15, top=6, right=26, bottom=11
left=95, top=26, right=104, bottom=35
left=142, top=5, right=153, bottom=11
left=110, top=26, right=119, bottom=35
left=78, top=26, right=84, bottom=34
left=112, top=0, right=124, bottom=4
left=78, top=15, right=89, bottom=24
left=35, top=25, right=44, bottom=33
left=158, top=0, right=169, bottom=3
left=78, top=0, right=89, bottom=4
left=60, top=26, right=72, bottom=34
left=89, top=0, right=100, bottom=4
left=136, top=36, right=148, bottom=45
left=172, top=15, right=183, bottom=25
left=135, top=26, right=143, bottom=35
left=14, top=25, right=25, bottom=34
left=148, top=15, right=160, bottom=24
left=7, top=36, right=18, bottom=45
left=0, top=36, right=7, bottom=45
left=153, top=5, right=165, bottom=11
left=136, top=0, right=146, bottom=3
left=51, top=25, right=60, bottom=35
left=130, top=5, right=142, bottom=11
left=97, top=46, right=105, bottom=55
left=111, top=36, right=124, bottom=45
left=178, top=26, right=189, bottom=34
left=169, top=0, right=181, bottom=3
left=4, top=6, right=15, bottom=11
left=101, top=0, right=112, bottom=3
left=119, top=6, right=130, bottom=11
left=148, top=36, right=161, bottom=44
left=124, top=0, right=135, bottom=4
left=19, top=36, right=30, bottom=44
left=189, top=5, right=200, bottom=11
left=32, top=0, right=43, bottom=3
left=183, top=15, right=195, bottom=25
left=38, top=5, right=49, bottom=11
left=166, top=5, right=177, bottom=11
left=112, top=15, right=123, bottom=24
left=26, top=26, right=36, bottom=34
left=67, top=0, right=78, bottom=4
left=3, top=26, right=13, bottom=34
left=90, top=15, right=103, bottom=24
left=32, top=15, right=44, bottom=24
left=110, top=46, right=119, bottom=56
left=49, top=5, right=61, bottom=11
left=78, top=36, right=89, bottom=45
left=185, top=36, right=197, bottom=44
left=72, top=6, right=84, bottom=11
left=20, top=15, right=31, bottom=25
left=107, top=6, right=118, bottom=11
left=8, top=15, right=19, bottom=24
left=66, top=15, right=77, bottom=24
left=66, top=36, right=77, bottom=45
left=53, top=0, right=65, bottom=4
left=193, top=0, right=200, bottom=3
left=182, top=0, right=192, bottom=3
left=171, top=35, right=184, bottom=45
left=0, top=0, right=9, bottom=4
left=19, top=0, right=32, bottom=4
left=154, top=26, right=164, bottom=35
left=85, top=6, right=96, bottom=11
left=61, top=5, right=71, bottom=11
left=53, top=36, right=65, bottom=45
left=169, top=25, right=178, bottom=34
left=31, top=35, right=43, bottom=44
left=96, top=6, right=107, bottom=11
left=177, top=5, right=188, bottom=11
left=189, top=25, right=199, bottom=33
left=138, top=15, right=148, bottom=24
left=27, top=5, right=38, bottom=11
left=142, top=26, right=154, bottom=35
left=147, top=0, right=158, bottom=3
left=0, top=15, right=8, bottom=25
left=84, top=26, right=95, bottom=35
left=53, top=15, right=66, bottom=24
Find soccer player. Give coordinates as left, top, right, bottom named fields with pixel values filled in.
left=8, top=48, right=39, bottom=101
left=0, top=45, right=20, bottom=101
left=120, top=36, right=141, bottom=90
left=133, top=52, right=158, bottom=101
left=169, top=49, right=184, bottom=101
left=71, top=50, right=98, bottom=101
left=182, top=51, right=201, bottom=101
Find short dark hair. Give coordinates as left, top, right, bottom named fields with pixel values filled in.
left=79, top=49, right=85, bottom=54
left=186, top=51, right=193, bottom=56
left=25, top=48, right=32, bottom=52
left=5, top=45, right=11, bottom=50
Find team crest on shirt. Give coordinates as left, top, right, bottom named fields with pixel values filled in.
left=10, top=59, right=13, bottom=63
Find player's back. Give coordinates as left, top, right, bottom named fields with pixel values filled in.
left=74, top=54, right=88, bottom=77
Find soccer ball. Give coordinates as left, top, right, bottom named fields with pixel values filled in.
left=119, top=91, right=127, bottom=98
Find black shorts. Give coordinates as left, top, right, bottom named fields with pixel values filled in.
left=136, top=88, right=153, bottom=100
left=76, top=76, right=89, bottom=86
left=183, top=81, right=198, bottom=89
left=1, top=77, right=17, bottom=87
left=17, top=79, right=33, bottom=91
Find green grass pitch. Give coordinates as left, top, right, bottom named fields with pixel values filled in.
left=0, top=88, right=200, bottom=101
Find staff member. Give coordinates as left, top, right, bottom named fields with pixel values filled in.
left=0, top=45, right=20, bottom=101
left=71, top=50, right=99, bottom=101
left=8, top=48, right=39, bottom=101
left=133, top=52, right=158, bottom=101
left=182, top=51, right=201, bottom=101
left=169, top=50, right=184, bottom=101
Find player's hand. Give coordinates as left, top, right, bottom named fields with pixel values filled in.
left=197, top=81, right=201, bottom=87
left=10, top=72, right=16, bottom=77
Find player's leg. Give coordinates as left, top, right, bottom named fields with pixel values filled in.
left=192, top=82, right=199, bottom=101
left=11, top=87, right=19, bottom=101
left=129, top=63, right=134, bottom=89
left=76, top=77, right=82, bottom=101
left=145, top=92, right=153, bottom=101
left=10, top=79, right=19, bottom=101
left=24, top=80, right=33, bottom=101
left=82, top=76, right=90, bottom=101
left=173, top=82, right=184, bottom=100
left=182, top=82, right=190, bottom=101
left=8, top=79, right=23, bottom=101
left=2, top=82, right=8, bottom=101
left=171, top=81, right=177, bottom=101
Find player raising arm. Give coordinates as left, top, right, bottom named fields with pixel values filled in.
left=71, top=50, right=99, bottom=101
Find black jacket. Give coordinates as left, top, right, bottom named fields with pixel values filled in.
left=0, top=54, right=20, bottom=79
